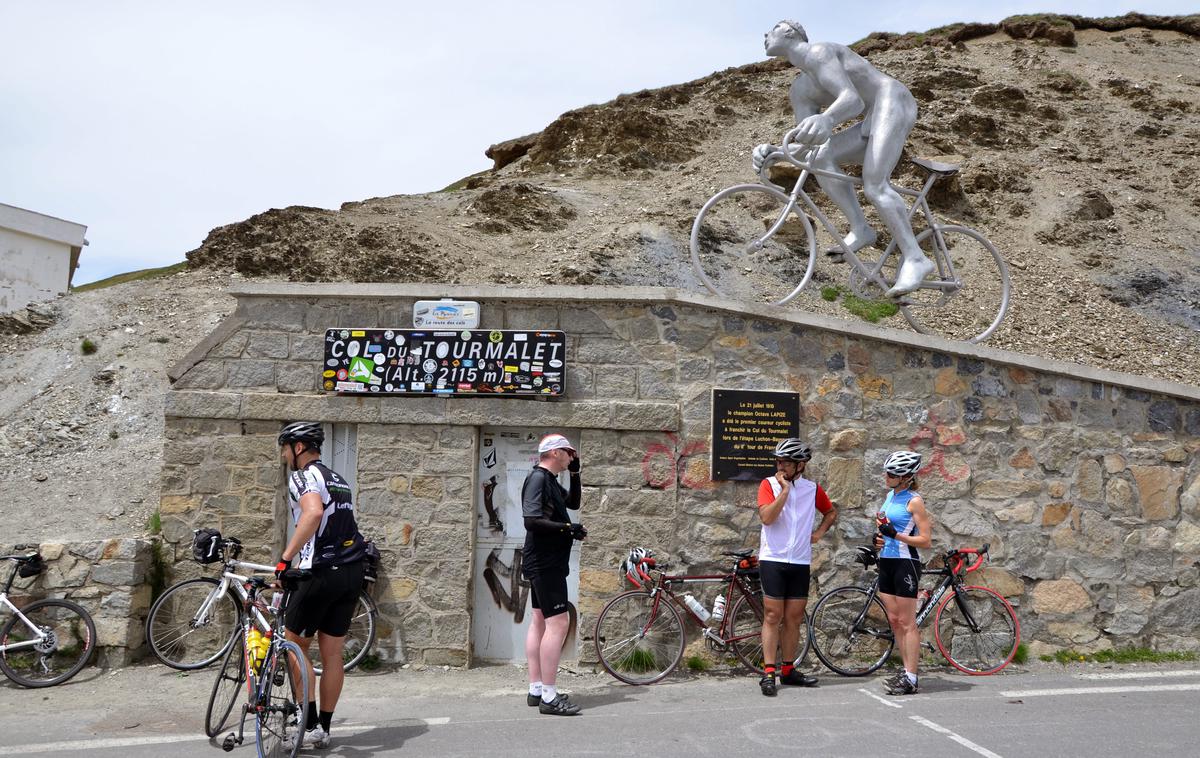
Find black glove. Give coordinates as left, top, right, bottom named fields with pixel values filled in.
left=877, top=521, right=898, bottom=539
left=567, top=455, right=580, bottom=474
left=570, top=523, right=588, bottom=541
left=275, top=557, right=289, bottom=580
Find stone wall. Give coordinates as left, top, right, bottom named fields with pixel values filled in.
left=163, top=284, right=1200, bottom=662
left=1, top=538, right=155, bottom=667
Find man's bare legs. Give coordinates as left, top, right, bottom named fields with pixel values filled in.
left=780, top=598, right=808, bottom=666
left=286, top=629, right=347, bottom=737
left=760, top=597, right=784, bottom=672
left=316, top=633, right=346, bottom=712
left=525, top=609, right=545, bottom=687
left=526, top=610, right=570, bottom=691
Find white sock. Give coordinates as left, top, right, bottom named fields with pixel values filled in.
left=528, top=682, right=542, bottom=696
left=541, top=685, right=557, bottom=703
left=905, top=671, right=918, bottom=684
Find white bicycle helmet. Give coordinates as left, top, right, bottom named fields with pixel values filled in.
left=883, top=450, right=922, bottom=477
left=773, top=438, right=812, bottom=462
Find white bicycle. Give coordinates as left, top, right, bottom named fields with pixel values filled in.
left=145, top=533, right=377, bottom=675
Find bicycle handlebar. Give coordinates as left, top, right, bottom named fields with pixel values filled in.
left=946, top=543, right=989, bottom=576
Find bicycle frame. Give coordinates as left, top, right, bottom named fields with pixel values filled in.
left=191, top=556, right=277, bottom=634
left=0, top=560, right=51, bottom=653
left=847, top=545, right=990, bottom=641
left=0, top=594, right=47, bottom=653
left=627, top=557, right=763, bottom=647
left=221, top=575, right=307, bottom=752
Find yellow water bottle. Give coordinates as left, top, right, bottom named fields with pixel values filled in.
left=247, top=629, right=267, bottom=671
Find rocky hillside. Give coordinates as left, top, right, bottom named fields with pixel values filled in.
left=1, top=14, right=1197, bottom=543
left=186, top=13, right=1200, bottom=385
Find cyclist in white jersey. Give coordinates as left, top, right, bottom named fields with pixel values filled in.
left=755, top=438, right=837, bottom=696
left=874, top=450, right=932, bottom=696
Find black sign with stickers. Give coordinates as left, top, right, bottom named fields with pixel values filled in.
left=322, top=329, right=567, bottom=396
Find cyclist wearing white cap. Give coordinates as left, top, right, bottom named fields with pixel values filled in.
left=521, top=433, right=585, bottom=715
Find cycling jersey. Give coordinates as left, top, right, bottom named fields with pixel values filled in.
left=287, top=460, right=366, bottom=569
left=879, top=488, right=920, bottom=560
left=756, top=476, right=833, bottom=565
left=521, top=465, right=580, bottom=578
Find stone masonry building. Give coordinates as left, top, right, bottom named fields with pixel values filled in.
left=161, top=283, right=1200, bottom=665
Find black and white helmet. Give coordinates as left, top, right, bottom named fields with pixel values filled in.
left=773, top=438, right=812, bottom=462
left=884, top=451, right=922, bottom=477
left=278, top=421, right=324, bottom=450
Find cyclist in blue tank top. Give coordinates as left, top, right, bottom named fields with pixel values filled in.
left=873, top=451, right=932, bottom=696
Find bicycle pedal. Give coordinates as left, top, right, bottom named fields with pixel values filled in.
left=221, top=734, right=239, bottom=752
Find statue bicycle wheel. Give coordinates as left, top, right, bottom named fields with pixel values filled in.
left=689, top=183, right=817, bottom=305
left=880, top=225, right=1011, bottom=343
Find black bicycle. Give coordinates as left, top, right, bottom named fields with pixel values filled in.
left=808, top=544, right=1019, bottom=676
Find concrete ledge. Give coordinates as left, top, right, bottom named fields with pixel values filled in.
left=222, top=282, right=1200, bottom=402
left=169, top=390, right=680, bottom=431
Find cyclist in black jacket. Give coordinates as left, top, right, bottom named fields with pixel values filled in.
left=521, top=433, right=584, bottom=716
left=276, top=421, right=366, bottom=750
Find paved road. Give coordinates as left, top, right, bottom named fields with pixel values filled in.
left=0, top=662, right=1197, bottom=756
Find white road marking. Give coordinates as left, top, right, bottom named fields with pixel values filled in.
left=1076, top=669, right=1200, bottom=680
left=0, top=720, right=447, bottom=756
left=0, top=734, right=203, bottom=755
left=1001, top=683, right=1200, bottom=697
left=909, top=715, right=1004, bottom=758
left=857, top=687, right=903, bottom=708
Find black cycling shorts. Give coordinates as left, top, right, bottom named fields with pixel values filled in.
left=878, top=558, right=921, bottom=599
left=758, top=560, right=810, bottom=601
left=285, top=561, right=365, bottom=637
left=529, top=572, right=570, bottom=618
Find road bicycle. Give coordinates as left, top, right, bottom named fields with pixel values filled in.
left=689, top=127, right=1011, bottom=343
left=0, top=552, right=95, bottom=688
left=808, top=543, right=1019, bottom=676
left=207, top=569, right=309, bottom=758
left=146, top=533, right=377, bottom=675
left=594, top=548, right=810, bottom=685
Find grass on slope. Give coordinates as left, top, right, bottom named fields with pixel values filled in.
left=72, top=261, right=188, bottom=292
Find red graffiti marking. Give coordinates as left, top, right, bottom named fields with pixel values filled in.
left=907, top=417, right=970, bottom=483
left=642, top=432, right=716, bottom=490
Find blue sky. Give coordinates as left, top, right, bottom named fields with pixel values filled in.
left=1, top=2, right=1194, bottom=284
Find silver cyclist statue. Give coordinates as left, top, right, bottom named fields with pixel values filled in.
left=752, top=20, right=933, bottom=298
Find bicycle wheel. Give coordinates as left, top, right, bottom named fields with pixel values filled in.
left=896, top=225, right=1011, bottom=343
left=594, top=590, right=685, bottom=685
left=726, top=593, right=767, bottom=674
left=146, top=577, right=240, bottom=670
left=311, top=590, right=377, bottom=675
left=256, top=640, right=308, bottom=758
left=934, top=585, right=1020, bottom=674
left=689, top=183, right=816, bottom=305
left=205, top=633, right=246, bottom=737
left=809, top=587, right=894, bottom=676
left=0, top=598, right=96, bottom=687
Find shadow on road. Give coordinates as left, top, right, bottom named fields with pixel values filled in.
left=320, top=721, right=430, bottom=756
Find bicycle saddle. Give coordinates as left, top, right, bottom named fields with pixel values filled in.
left=910, top=156, right=960, bottom=176
left=721, top=549, right=754, bottom=559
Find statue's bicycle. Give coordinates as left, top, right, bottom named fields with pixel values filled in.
left=689, top=128, right=1011, bottom=343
